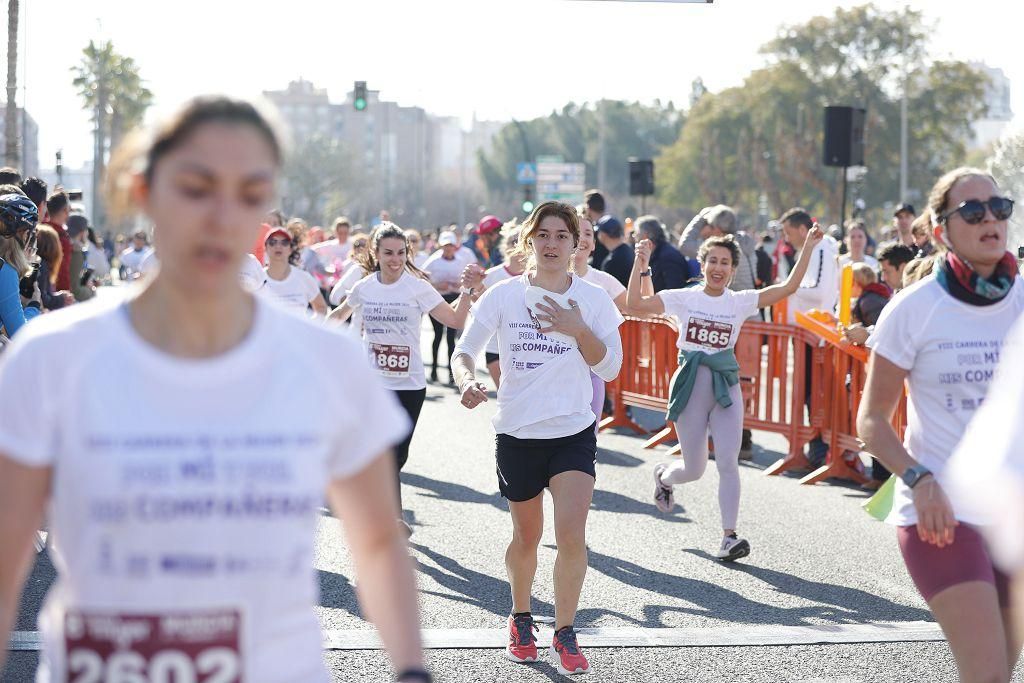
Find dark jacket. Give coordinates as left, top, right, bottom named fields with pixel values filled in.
left=852, top=283, right=891, bottom=327
left=648, top=241, right=690, bottom=292
left=37, top=260, right=65, bottom=310
left=600, top=242, right=634, bottom=288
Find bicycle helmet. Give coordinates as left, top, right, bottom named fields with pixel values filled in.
left=0, top=193, right=38, bottom=238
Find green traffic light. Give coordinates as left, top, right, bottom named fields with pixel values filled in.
left=354, top=98, right=367, bottom=111
left=521, top=200, right=535, bottom=213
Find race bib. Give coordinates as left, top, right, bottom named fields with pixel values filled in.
left=64, top=609, right=242, bottom=683
left=370, top=343, right=411, bottom=376
left=684, top=317, right=732, bottom=350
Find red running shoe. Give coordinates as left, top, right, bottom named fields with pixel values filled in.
left=506, top=614, right=538, bottom=663
left=550, top=625, right=590, bottom=675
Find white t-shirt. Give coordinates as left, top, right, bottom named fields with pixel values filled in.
left=658, top=287, right=760, bottom=353
left=455, top=274, right=624, bottom=438
left=787, top=238, right=839, bottom=324
left=413, top=252, right=429, bottom=270
left=329, top=262, right=366, bottom=306
left=482, top=265, right=519, bottom=355
left=262, top=266, right=321, bottom=314
left=346, top=271, right=444, bottom=390
left=838, top=254, right=879, bottom=271
left=867, top=276, right=1024, bottom=526
left=120, top=247, right=154, bottom=279
left=423, top=250, right=474, bottom=294
left=311, top=238, right=350, bottom=265
left=239, top=254, right=268, bottom=293
left=947, top=311, right=1024, bottom=570
left=0, top=297, right=408, bottom=683
left=579, top=266, right=626, bottom=303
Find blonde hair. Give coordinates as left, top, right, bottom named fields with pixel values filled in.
left=850, top=262, right=877, bottom=288
left=0, top=233, right=30, bottom=276
left=902, top=256, right=938, bottom=288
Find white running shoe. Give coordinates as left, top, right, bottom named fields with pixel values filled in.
left=716, top=535, right=750, bottom=562
left=653, top=464, right=675, bottom=514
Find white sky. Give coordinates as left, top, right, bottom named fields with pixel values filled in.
left=15, top=0, right=1023, bottom=169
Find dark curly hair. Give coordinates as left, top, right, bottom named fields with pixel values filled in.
left=698, top=234, right=741, bottom=268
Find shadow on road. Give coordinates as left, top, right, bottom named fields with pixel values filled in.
left=586, top=548, right=929, bottom=628
left=15, top=550, right=56, bottom=630
left=317, top=569, right=364, bottom=619
left=596, top=447, right=644, bottom=469
left=590, top=488, right=692, bottom=523
left=402, top=472, right=506, bottom=511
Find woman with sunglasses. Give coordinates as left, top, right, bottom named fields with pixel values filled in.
left=0, top=96, right=431, bottom=683
left=327, top=222, right=472, bottom=535
left=0, top=192, right=42, bottom=339
left=858, top=168, right=1022, bottom=683
left=452, top=201, right=624, bottom=676
left=263, top=225, right=328, bottom=316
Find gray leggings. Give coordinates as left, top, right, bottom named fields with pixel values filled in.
left=661, top=365, right=744, bottom=530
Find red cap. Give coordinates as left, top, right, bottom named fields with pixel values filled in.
left=475, top=215, right=502, bottom=235
left=265, top=226, right=290, bottom=243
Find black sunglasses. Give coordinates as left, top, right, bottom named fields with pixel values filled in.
left=266, top=237, right=292, bottom=247
left=939, top=196, right=1014, bottom=225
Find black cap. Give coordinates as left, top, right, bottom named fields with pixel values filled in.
left=595, top=214, right=624, bottom=239
left=893, top=203, right=915, bottom=217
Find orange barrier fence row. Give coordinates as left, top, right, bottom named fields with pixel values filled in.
left=602, top=310, right=907, bottom=486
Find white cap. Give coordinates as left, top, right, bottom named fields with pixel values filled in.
left=438, top=231, right=458, bottom=246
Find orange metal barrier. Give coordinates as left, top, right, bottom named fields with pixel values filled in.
left=600, top=316, right=678, bottom=438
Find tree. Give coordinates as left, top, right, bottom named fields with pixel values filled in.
left=72, top=40, right=153, bottom=226
left=657, top=3, right=988, bottom=227
left=4, top=0, right=18, bottom=167
left=477, top=100, right=683, bottom=213
left=280, top=134, right=358, bottom=223
left=988, top=132, right=1024, bottom=249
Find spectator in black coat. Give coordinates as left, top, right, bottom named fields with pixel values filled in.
left=635, top=215, right=690, bottom=292
left=595, top=215, right=634, bottom=287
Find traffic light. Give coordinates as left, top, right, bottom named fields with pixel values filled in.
left=521, top=186, right=534, bottom=214
left=353, top=81, right=367, bottom=111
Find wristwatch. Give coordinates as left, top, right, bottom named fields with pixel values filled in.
left=901, top=464, right=932, bottom=489
left=639, top=268, right=652, bottom=277
left=459, top=286, right=474, bottom=297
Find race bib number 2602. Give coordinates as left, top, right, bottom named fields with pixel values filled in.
left=64, top=609, right=241, bottom=683
left=684, top=316, right=733, bottom=350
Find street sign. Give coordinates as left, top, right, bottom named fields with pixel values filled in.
left=516, top=162, right=537, bottom=185
left=536, top=161, right=586, bottom=204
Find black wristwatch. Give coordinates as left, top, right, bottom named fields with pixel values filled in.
left=396, top=669, right=432, bottom=683
left=901, top=464, right=932, bottom=489
left=639, top=268, right=652, bottom=277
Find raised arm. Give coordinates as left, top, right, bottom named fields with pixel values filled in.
left=326, top=302, right=354, bottom=325
left=757, top=225, right=824, bottom=309
left=626, top=239, right=665, bottom=316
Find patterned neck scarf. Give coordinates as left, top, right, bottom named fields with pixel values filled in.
left=935, top=250, right=1018, bottom=306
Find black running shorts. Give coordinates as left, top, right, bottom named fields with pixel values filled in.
left=494, top=423, right=597, bottom=502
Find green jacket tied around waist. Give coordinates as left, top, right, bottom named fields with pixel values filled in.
left=665, top=348, right=740, bottom=423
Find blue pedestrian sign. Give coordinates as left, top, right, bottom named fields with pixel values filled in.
left=516, top=162, right=537, bottom=185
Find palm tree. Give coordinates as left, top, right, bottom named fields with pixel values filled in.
left=72, top=40, right=153, bottom=226
left=5, top=0, right=19, bottom=168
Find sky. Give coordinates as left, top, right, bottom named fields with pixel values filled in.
left=13, top=0, right=1024, bottom=170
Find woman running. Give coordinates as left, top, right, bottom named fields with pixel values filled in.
left=262, top=224, right=328, bottom=316
left=423, top=231, right=474, bottom=384
left=452, top=201, right=624, bottom=676
left=0, top=96, right=430, bottom=683
left=327, top=222, right=472, bottom=535
left=0, top=192, right=41, bottom=339
left=474, top=222, right=525, bottom=388
left=857, top=167, right=1023, bottom=683
left=627, top=226, right=823, bottom=561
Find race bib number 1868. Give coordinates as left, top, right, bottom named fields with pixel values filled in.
left=370, top=343, right=411, bottom=377
left=684, top=317, right=733, bottom=350
left=64, top=609, right=241, bottom=683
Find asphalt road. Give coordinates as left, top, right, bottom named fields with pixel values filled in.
left=4, top=311, right=1020, bottom=682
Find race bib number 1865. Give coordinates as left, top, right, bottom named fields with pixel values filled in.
left=684, top=317, right=733, bottom=350
left=64, top=609, right=241, bottom=683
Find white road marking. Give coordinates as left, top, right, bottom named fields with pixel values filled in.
left=9, top=621, right=943, bottom=652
